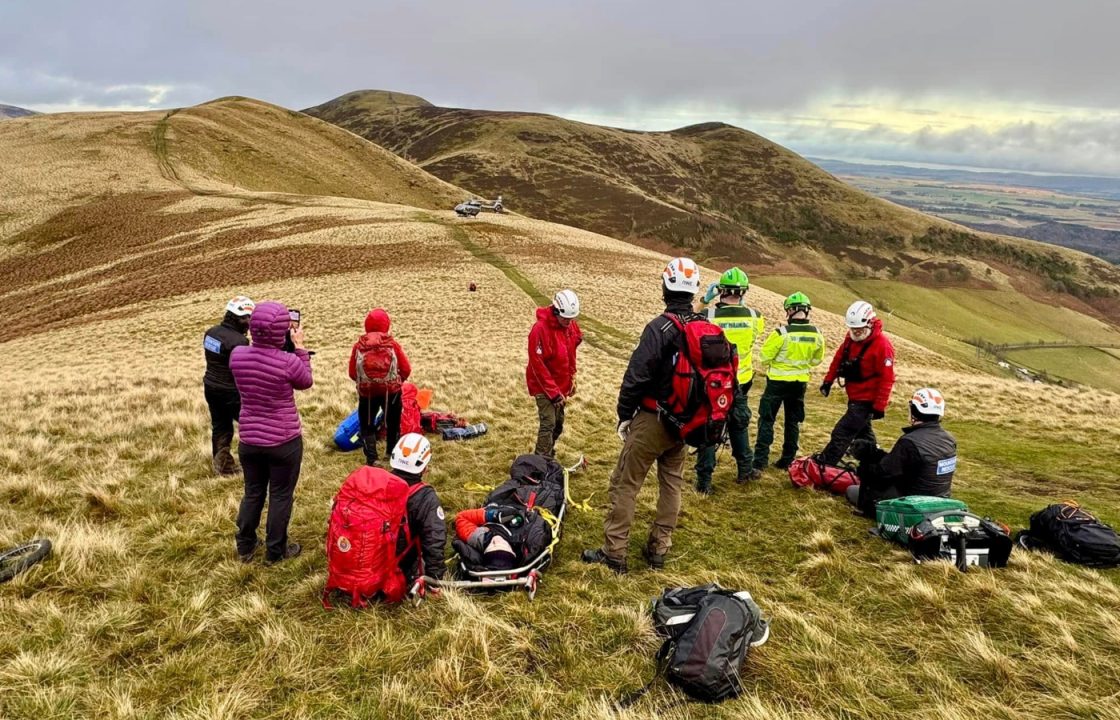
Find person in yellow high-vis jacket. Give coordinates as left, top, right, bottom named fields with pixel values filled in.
left=752, top=292, right=826, bottom=471
left=693, top=267, right=765, bottom=493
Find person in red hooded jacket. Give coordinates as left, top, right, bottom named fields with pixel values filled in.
left=526, top=290, right=583, bottom=457
left=816, top=300, right=895, bottom=465
left=349, top=308, right=412, bottom=465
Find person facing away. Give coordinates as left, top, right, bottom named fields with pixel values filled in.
left=816, top=300, right=895, bottom=465
left=348, top=308, right=412, bottom=466
left=692, top=267, right=764, bottom=493
left=582, top=257, right=709, bottom=574
left=526, top=289, right=583, bottom=457
left=752, top=292, right=826, bottom=472
left=846, top=388, right=957, bottom=514
left=203, top=295, right=254, bottom=476
left=229, top=301, right=313, bottom=564
left=388, top=433, right=447, bottom=582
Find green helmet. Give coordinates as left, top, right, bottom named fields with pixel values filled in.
left=718, top=267, right=750, bottom=292
left=784, top=292, right=811, bottom=312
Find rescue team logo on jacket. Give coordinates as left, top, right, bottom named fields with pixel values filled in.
left=717, top=395, right=729, bottom=409
left=337, top=536, right=352, bottom=553
left=204, top=335, right=222, bottom=353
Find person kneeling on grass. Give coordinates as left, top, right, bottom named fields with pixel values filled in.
left=846, top=388, right=957, bottom=516
left=389, top=433, right=447, bottom=583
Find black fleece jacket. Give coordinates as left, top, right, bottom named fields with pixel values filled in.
left=617, top=294, right=704, bottom=423
left=394, top=470, right=447, bottom=580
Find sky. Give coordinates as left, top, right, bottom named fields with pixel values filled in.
left=3, top=0, right=1119, bottom=176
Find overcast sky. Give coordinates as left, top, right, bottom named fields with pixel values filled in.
left=3, top=0, right=1119, bottom=176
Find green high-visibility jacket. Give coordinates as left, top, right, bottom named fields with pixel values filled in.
left=760, top=319, right=825, bottom=382
left=705, top=303, right=765, bottom=384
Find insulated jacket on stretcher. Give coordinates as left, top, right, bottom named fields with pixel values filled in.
left=823, top=318, right=895, bottom=412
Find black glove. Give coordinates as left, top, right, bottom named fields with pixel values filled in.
left=819, top=381, right=833, bottom=398
left=848, top=439, right=878, bottom=463
left=871, top=409, right=885, bottom=420
left=484, top=506, right=524, bottom=527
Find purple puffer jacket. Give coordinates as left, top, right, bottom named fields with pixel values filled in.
left=230, top=302, right=313, bottom=447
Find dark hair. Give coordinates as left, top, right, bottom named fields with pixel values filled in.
left=663, top=287, right=695, bottom=305
left=910, top=404, right=940, bottom=423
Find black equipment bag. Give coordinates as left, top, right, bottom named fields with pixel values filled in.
left=908, top=511, right=1013, bottom=572
left=1018, top=502, right=1120, bottom=568
left=485, top=454, right=564, bottom=515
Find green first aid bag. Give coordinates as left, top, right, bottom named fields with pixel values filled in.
left=875, top=496, right=969, bottom=545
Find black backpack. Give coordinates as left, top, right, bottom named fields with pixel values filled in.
left=641, top=584, right=767, bottom=703
left=1017, top=502, right=1120, bottom=568
left=485, top=454, right=565, bottom=515
left=908, top=511, right=1013, bottom=572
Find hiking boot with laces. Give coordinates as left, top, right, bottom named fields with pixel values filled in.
left=581, top=548, right=627, bottom=575
left=695, top=479, right=714, bottom=495
left=238, top=539, right=260, bottom=564
left=264, top=542, right=302, bottom=565
left=642, top=545, right=666, bottom=570
left=736, top=468, right=763, bottom=484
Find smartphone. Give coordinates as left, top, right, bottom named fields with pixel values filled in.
left=288, top=308, right=301, bottom=327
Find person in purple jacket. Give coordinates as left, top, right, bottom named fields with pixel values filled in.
left=230, top=301, right=314, bottom=564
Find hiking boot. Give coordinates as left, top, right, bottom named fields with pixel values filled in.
left=736, top=468, right=763, bottom=484
left=238, top=540, right=260, bottom=564
left=264, top=542, right=302, bottom=565
left=581, top=548, right=627, bottom=575
left=213, top=449, right=239, bottom=476
left=774, top=457, right=794, bottom=470
left=642, top=545, right=666, bottom=570
left=695, top=480, right=714, bottom=495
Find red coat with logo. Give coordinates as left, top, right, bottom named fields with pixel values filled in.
left=823, top=318, right=895, bottom=412
left=348, top=308, right=412, bottom=384
left=526, top=307, right=582, bottom=400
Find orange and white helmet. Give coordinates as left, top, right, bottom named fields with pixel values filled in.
left=663, top=257, right=701, bottom=294
left=910, top=388, right=946, bottom=417
left=390, top=433, right=432, bottom=474
left=845, top=300, right=876, bottom=329
left=225, top=295, right=255, bottom=317
left=552, top=289, right=580, bottom=319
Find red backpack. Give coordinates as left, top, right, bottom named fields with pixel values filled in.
left=354, top=332, right=401, bottom=397
left=323, top=466, right=426, bottom=608
left=657, top=314, right=736, bottom=448
left=788, top=456, right=859, bottom=495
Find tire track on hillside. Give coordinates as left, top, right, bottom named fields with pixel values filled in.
left=422, top=215, right=635, bottom=361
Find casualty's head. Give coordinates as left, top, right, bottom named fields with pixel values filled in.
left=481, top=529, right=518, bottom=571
left=390, top=433, right=433, bottom=478
left=717, top=267, right=750, bottom=302
left=909, top=388, right=946, bottom=424
left=552, top=289, right=580, bottom=327
left=845, top=300, right=876, bottom=342
left=783, top=292, right=811, bottom=320
left=224, top=295, right=255, bottom=332
left=662, top=257, right=701, bottom=305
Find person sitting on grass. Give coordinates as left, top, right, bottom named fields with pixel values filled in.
left=846, top=388, right=957, bottom=516
left=389, top=433, right=447, bottom=583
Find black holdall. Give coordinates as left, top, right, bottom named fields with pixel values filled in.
left=907, top=511, right=1013, bottom=572
left=1016, top=502, right=1120, bottom=568
left=628, top=584, right=769, bottom=705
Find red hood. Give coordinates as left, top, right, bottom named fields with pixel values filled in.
left=365, top=308, right=390, bottom=333
left=536, top=306, right=559, bottom=327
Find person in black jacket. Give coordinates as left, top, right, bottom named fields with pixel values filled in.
left=847, top=388, right=957, bottom=515
left=203, top=296, right=254, bottom=475
left=389, top=433, right=447, bottom=582
left=583, top=258, right=712, bottom=574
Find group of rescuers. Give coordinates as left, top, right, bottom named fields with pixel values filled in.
left=202, top=257, right=958, bottom=576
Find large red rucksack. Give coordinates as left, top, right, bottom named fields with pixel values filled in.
left=788, top=456, right=859, bottom=495
left=399, top=383, right=422, bottom=435
left=355, top=332, right=401, bottom=397
left=657, top=314, right=736, bottom=448
left=323, top=466, right=425, bottom=608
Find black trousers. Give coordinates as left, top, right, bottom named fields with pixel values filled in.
left=359, top=391, right=402, bottom=464
left=236, top=437, right=303, bottom=559
left=204, top=385, right=241, bottom=457
left=820, top=400, right=877, bottom=465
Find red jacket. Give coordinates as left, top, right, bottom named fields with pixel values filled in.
left=526, top=307, right=582, bottom=400
left=348, top=309, right=412, bottom=384
left=455, top=508, right=486, bottom=543
left=824, top=319, right=895, bottom=412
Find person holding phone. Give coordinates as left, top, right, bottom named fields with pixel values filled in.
left=229, top=301, right=314, bottom=564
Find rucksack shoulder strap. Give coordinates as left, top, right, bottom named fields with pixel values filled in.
left=406, top=482, right=428, bottom=499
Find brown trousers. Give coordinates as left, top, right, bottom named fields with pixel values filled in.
left=602, top=410, right=686, bottom=560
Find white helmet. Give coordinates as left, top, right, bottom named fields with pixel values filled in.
left=845, top=300, right=876, bottom=329
left=663, top=257, right=701, bottom=294
left=910, top=388, right=946, bottom=417
left=390, top=433, right=432, bottom=474
left=552, top=289, right=580, bottom=319
left=225, top=296, right=256, bottom=317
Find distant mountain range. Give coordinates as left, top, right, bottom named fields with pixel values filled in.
left=0, top=104, right=39, bottom=120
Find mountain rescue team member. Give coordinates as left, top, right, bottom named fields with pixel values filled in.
left=752, top=292, right=826, bottom=472
left=846, top=388, right=957, bottom=514
left=582, top=257, right=705, bottom=574
left=388, top=433, right=447, bottom=582
left=692, top=267, right=764, bottom=493
left=816, top=300, right=895, bottom=465
left=348, top=309, right=412, bottom=466
left=526, top=289, right=583, bottom=457
left=203, top=296, right=254, bottom=476
left=229, top=301, right=313, bottom=564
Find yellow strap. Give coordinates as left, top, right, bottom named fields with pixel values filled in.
left=463, top=482, right=491, bottom=492
left=563, top=469, right=594, bottom=512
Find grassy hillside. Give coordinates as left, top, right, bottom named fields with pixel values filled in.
left=305, top=90, right=1120, bottom=323
left=2, top=99, right=1120, bottom=720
